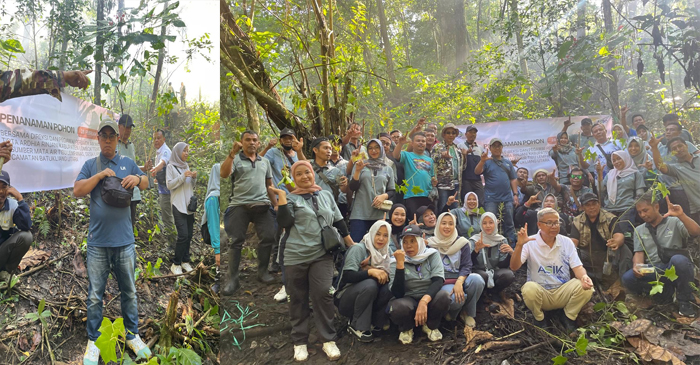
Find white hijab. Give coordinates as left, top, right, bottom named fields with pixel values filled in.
left=461, top=192, right=480, bottom=215
left=402, top=235, right=437, bottom=265
left=468, top=212, right=507, bottom=248
left=607, top=150, right=639, bottom=204
left=427, top=213, right=471, bottom=256
left=360, top=220, right=394, bottom=273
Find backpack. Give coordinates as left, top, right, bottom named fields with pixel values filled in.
left=96, top=156, right=133, bottom=208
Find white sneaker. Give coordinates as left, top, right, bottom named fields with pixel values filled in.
left=181, top=262, right=194, bottom=272
left=170, top=264, right=183, bottom=275
left=293, top=344, right=308, bottom=361
left=322, top=341, right=341, bottom=361
left=460, top=312, right=476, bottom=328
left=398, top=329, right=413, bottom=344
left=83, top=340, right=100, bottom=365
left=274, top=286, right=287, bottom=302
left=126, top=334, right=152, bottom=360
left=422, top=325, right=443, bottom=341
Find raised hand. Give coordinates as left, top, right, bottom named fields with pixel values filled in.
left=474, top=232, right=487, bottom=252
left=409, top=214, right=418, bottom=225
left=355, top=159, right=367, bottom=171
left=441, top=150, right=451, bottom=159
left=621, top=105, right=630, bottom=116
left=524, top=195, right=541, bottom=208
left=510, top=157, right=522, bottom=166
left=64, top=70, right=92, bottom=89
left=576, top=146, right=585, bottom=155
left=292, top=136, right=304, bottom=152
left=595, top=160, right=604, bottom=175
left=548, top=169, right=557, bottom=184
left=516, top=224, right=535, bottom=247
left=642, top=159, right=653, bottom=170
left=649, top=134, right=660, bottom=149
left=267, top=138, right=278, bottom=148
left=552, top=143, right=560, bottom=153
left=664, top=195, right=684, bottom=217
left=446, top=191, right=459, bottom=207
left=480, top=148, right=491, bottom=162
left=393, top=249, right=405, bottom=265
left=563, top=117, right=574, bottom=129
left=231, top=141, right=242, bottom=156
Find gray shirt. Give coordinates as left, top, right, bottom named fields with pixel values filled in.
left=570, top=133, right=596, bottom=150
left=313, top=162, right=344, bottom=198
left=389, top=251, right=444, bottom=299
left=633, top=217, right=689, bottom=266
left=601, top=171, right=645, bottom=212
left=228, top=153, right=272, bottom=207
left=549, top=148, right=580, bottom=185
left=349, top=165, right=395, bottom=221
left=117, top=141, right=141, bottom=201
left=282, top=191, right=343, bottom=266
left=665, top=156, right=700, bottom=214
left=264, top=148, right=298, bottom=193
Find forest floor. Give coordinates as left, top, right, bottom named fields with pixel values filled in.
left=221, top=228, right=700, bottom=365
left=0, top=191, right=220, bottom=365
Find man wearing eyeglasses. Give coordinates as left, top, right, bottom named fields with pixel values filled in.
left=0, top=171, right=32, bottom=285
left=554, top=167, right=593, bottom=217
left=432, top=123, right=464, bottom=211
left=74, top=119, right=151, bottom=365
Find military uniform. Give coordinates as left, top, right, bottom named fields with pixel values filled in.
left=1, top=69, right=65, bottom=103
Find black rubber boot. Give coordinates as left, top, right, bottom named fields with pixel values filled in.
left=257, top=245, right=276, bottom=284
left=221, top=249, right=241, bottom=296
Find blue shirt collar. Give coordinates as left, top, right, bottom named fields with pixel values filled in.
left=100, top=152, right=120, bottom=165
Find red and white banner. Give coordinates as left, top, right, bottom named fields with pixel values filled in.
left=0, top=92, right=118, bottom=192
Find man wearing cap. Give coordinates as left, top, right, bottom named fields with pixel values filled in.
left=74, top=119, right=151, bottom=365
left=458, top=125, right=485, bottom=206
left=117, top=114, right=153, bottom=228
left=0, top=171, right=32, bottom=285
left=474, top=138, right=519, bottom=245
left=570, top=192, right=632, bottom=289
left=563, top=117, right=596, bottom=149
left=263, top=128, right=306, bottom=194
left=432, top=123, right=464, bottom=211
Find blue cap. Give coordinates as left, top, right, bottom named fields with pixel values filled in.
left=0, top=171, right=10, bottom=186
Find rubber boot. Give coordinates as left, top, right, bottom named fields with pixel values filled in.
left=221, top=249, right=241, bottom=296
left=210, top=266, right=220, bottom=294
left=257, top=245, right=276, bottom=284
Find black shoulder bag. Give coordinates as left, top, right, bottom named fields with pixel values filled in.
left=646, top=220, right=689, bottom=264
left=96, top=156, right=133, bottom=208
left=313, top=164, right=340, bottom=202
left=596, top=145, right=614, bottom=170
left=173, top=166, right=198, bottom=212
left=309, top=194, right=345, bottom=254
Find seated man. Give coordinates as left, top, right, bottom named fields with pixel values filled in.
left=622, top=193, right=700, bottom=317
left=0, top=171, right=32, bottom=283
left=510, top=208, right=594, bottom=333
left=570, top=193, right=633, bottom=289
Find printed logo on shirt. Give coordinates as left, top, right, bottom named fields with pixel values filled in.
left=412, top=158, right=432, bottom=172
left=537, top=265, right=565, bottom=275
left=120, top=166, right=126, bottom=170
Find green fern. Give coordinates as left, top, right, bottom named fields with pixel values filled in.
left=33, top=207, right=51, bottom=239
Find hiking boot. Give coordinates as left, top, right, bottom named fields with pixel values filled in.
left=679, top=301, right=696, bottom=318
left=322, top=341, right=341, bottom=361
left=83, top=340, right=100, bottom=365
left=421, top=325, right=443, bottom=342
left=222, top=249, right=242, bottom=296
left=126, top=334, right=152, bottom=360
left=0, top=271, right=10, bottom=283
left=293, top=345, right=308, bottom=362
left=398, top=329, right=414, bottom=344
left=170, top=264, right=183, bottom=275
left=257, top=245, right=276, bottom=284
left=559, top=313, right=578, bottom=335
left=269, top=261, right=280, bottom=273
left=274, top=286, right=287, bottom=302
left=347, top=325, right=373, bottom=343
left=181, top=262, right=194, bottom=273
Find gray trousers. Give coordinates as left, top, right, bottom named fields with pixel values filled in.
left=285, top=255, right=336, bottom=345
left=158, top=193, right=176, bottom=241
left=337, top=279, right=393, bottom=332
left=0, top=231, right=33, bottom=274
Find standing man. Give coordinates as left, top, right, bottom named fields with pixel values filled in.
left=515, top=167, right=531, bottom=207
left=149, top=129, right=177, bottom=247
left=221, top=131, right=278, bottom=296
left=458, top=125, right=485, bottom=206
left=311, top=137, right=348, bottom=200
left=75, top=119, right=151, bottom=365
left=179, top=82, right=186, bottom=108
left=0, top=171, right=32, bottom=285
left=563, top=118, right=595, bottom=149
left=341, top=122, right=365, bottom=161
left=117, top=114, right=152, bottom=229
left=431, top=123, right=463, bottom=210
left=263, top=128, right=305, bottom=193
left=578, top=122, right=620, bottom=178
left=393, top=131, right=436, bottom=218
left=474, top=139, right=519, bottom=245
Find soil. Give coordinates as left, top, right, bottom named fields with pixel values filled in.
left=0, top=190, right=219, bottom=365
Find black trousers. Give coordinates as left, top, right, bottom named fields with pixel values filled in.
left=474, top=268, right=515, bottom=295
left=0, top=231, right=33, bottom=274
left=405, top=197, right=434, bottom=219
left=172, top=205, right=194, bottom=265
left=388, top=290, right=450, bottom=332
left=129, top=200, right=140, bottom=230
left=224, top=205, right=275, bottom=251
left=337, top=279, right=393, bottom=332
left=286, top=255, right=336, bottom=345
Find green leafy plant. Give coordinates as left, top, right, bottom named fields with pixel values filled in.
left=32, top=207, right=51, bottom=239
left=25, top=299, right=51, bottom=326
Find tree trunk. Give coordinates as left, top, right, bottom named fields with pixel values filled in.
left=150, top=1, right=169, bottom=114
left=376, top=0, right=396, bottom=94
left=242, top=89, right=260, bottom=134
left=94, top=0, right=104, bottom=105
left=510, top=0, right=529, bottom=78
left=576, top=0, right=586, bottom=38
left=602, top=0, right=620, bottom=116
left=159, top=291, right=179, bottom=349
left=310, top=0, right=333, bottom=135
left=455, top=0, right=467, bottom=67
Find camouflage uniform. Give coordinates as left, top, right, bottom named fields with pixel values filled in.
left=0, top=69, right=65, bottom=103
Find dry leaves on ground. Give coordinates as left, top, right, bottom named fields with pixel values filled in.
left=18, top=249, right=51, bottom=271
left=463, top=325, right=493, bottom=352
left=627, top=337, right=685, bottom=365
left=72, top=244, right=86, bottom=278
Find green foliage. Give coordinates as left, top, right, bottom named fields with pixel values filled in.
left=32, top=207, right=51, bottom=240
left=155, top=347, right=202, bottom=365
left=95, top=317, right=126, bottom=364
left=24, top=299, right=51, bottom=326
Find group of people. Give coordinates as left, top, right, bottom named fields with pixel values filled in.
left=225, top=112, right=699, bottom=362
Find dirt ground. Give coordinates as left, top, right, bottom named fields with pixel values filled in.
left=0, top=191, right=219, bottom=365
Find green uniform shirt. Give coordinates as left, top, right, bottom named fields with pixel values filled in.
left=283, top=191, right=343, bottom=266
left=389, top=251, right=444, bottom=299
left=228, top=152, right=272, bottom=207
left=633, top=217, right=689, bottom=266
left=601, top=171, right=645, bottom=212
left=665, top=156, right=700, bottom=214
left=117, top=140, right=141, bottom=201
left=349, top=165, right=395, bottom=221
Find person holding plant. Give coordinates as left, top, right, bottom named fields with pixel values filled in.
left=650, top=135, right=700, bottom=225
left=622, top=192, right=700, bottom=317
left=393, top=121, right=437, bottom=218
left=166, top=142, right=197, bottom=275
left=441, top=192, right=482, bottom=237
left=549, top=131, right=580, bottom=185
left=469, top=213, right=515, bottom=301
left=597, top=150, right=646, bottom=233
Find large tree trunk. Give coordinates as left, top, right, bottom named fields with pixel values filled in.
left=576, top=0, right=586, bottom=38
left=242, top=89, right=260, bottom=134
left=94, top=0, right=104, bottom=105
left=376, top=0, right=396, bottom=94
left=510, top=0, right=529, bottom=78
left=455, top=0, right=467, bottom=67
left=602, top=0, right=620, bottom=115
left=150, top=1, right=169, bottom=114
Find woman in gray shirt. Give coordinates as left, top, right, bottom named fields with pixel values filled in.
left=269, top=161, right=354, bottom=362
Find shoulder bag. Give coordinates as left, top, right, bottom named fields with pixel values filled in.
left=646, top=221, right=689, bottom=264
left=96, top=156, right=133, bottom=208
left=309, top=194, right=345, bottom=254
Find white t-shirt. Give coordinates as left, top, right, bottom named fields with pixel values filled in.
left=520, top=232, right=583, bottom=290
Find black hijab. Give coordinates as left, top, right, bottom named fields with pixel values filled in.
left=386, top=204, right=407, bottom=236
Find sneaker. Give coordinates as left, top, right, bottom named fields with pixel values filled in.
left=347, top=325, right=373, bottom=342
left=83, top=340, right=100, bottom=365
left=398, top=329, right=414, bottom=344
left=181, top=262, right=194, bottom=273
left=559, top=313, right=578, bottom=335
left=293, top=344, right=308, bottom=362
left=421, top=325, right=443, bottom=342
left=461, top=313, right=476, bottom=328
left=170, top=264, right=183, bottom=275
left=371, top=323, right=391, bottom=332
left=679, top=301, right=696, bottom=318
left=274, top=286, right=287, bottom=303
left=322, top=341, right=341, bottom=361
left=126, top=334, right=152, bottom=360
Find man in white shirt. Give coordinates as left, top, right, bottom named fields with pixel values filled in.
left=149, top=129, right=177, bottom=247
left=510, top=208, right=594, bottom=333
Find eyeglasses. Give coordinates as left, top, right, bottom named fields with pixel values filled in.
left=570, top=175, right=583, bottom=179
left=99, top=133, right=118, bottom=141
left=539, top=221, right=560, bottom=227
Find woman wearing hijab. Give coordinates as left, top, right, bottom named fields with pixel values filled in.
left=268, top=161, right=355, bottom=361
left=469, top=213, right=515, bottom=299
left=336, top=221, right=395, bottom=342
left=388, top=224, right=449, bottom=345
left=441, top=192, right=482, bottom=237
left=515, top=193, right=570, bottom=235
left=201, top=162, right=221, bottom=293
left=427, top=213, right=485, bottom=327
left=414, top=204, right=437, bottom=237
left=612, top=125, right=629, bottom=149
left=549, top=131, right=580, bottom=184
left=348, top=139, right=396, bottom=242
left=386, top=204, right=407, bottom=251
left=166, top=142, right=197, bottom=275
left=627, top=137, right=655, bottom=188
left=597, top=150, right=646, bottom=230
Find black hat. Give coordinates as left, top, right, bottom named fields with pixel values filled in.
left=581, top=118, right=593, bottom=126
left=636, top=124, right=649, bottom=132
left=466, top=125, right=478, bottom=132
left=0, top=171, right=9, bottom=186
left=401, top=224, right=422, bottom=237
left=280, top=128, right=296, bottom=137
left=415, top=204, right=436, bottom=220
left=579, top=192, right=599, bottom=205
left=310, top=137, right=329, bottom=149
left=118, top=114, right=135, bottom=127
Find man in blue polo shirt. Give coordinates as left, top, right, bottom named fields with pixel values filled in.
left=74, top=119, right=151, bottom=365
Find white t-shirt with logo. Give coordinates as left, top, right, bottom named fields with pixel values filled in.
left=520, top=232, right=583, bottom=290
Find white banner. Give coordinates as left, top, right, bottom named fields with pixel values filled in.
left=0, top=92, right=119, bottom=193
left=455, top=115, right=613, bottom=177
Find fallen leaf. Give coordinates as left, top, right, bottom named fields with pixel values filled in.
left=30, top=331, right=41, bottom=352
left=611, top=319, right=652, bottom=337
left=72, top=244, right=86, bottom=278
left=490, top=298, right=515, bottom=320
left=18, top=249, right=51, bottom=271
left=18, top=335, right=30, bottom=352
left=603, top=280, right=625, bottom=301
left=628, top=337, right=685, bottom=365
left=463, top=325, right=493, bottom=352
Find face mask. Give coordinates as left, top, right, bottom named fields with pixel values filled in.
left=282, top=145, right=293, bottom=151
